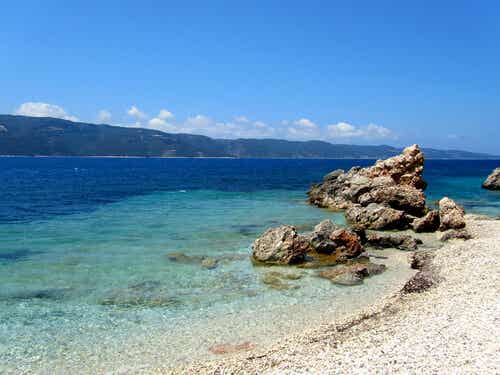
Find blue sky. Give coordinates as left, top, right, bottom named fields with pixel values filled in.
left=1, top=1, right=499, bottom=153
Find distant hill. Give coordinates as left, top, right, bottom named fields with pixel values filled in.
left=0, top=115, right=497, bottom=159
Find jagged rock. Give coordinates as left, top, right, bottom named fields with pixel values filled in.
left=306, top=219, right=363, bottom=261
left=438, top=229, right=472, bottom=242
left=412, top=210, right=440, bottom=232
left=252, top=225, right=313, bottom=265
left=482, top=167, right=500, bottom=190
left=308, top=145, right=428, bottom=217
left=366, top=233, right=421, bottom=250
left=357, top=186, right=426, bottom=217
left=345, top=203, right=409, bottom=230
left=438, top=197, right=466, bottom=230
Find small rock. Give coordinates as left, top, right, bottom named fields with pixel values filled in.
left=366, top=233, right=420, bottom=251
left=201, top=258, right=219, bottom=270
left=482, top=167, right=500, bottom=190
left=252, top=225, right=313, bottom=265
left=438, top=197, right=466, bottom=231
left=438, top=229, right=472, bottom=242
left=412, top=210, right=440, bottom=232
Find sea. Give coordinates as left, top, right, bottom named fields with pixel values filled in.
left=0, top=157, right=499, bottom=373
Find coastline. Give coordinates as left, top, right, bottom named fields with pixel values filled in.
left=169, top=215, right=500, bottom=374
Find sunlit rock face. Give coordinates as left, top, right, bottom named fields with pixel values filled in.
left=308, top=145, right=428, bottom=230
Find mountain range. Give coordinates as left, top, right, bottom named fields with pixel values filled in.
left=0, top=115, right=497, bottom=159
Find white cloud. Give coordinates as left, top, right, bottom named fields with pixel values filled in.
left=286, top=117, right=320, bottom=139
left=327, top=122, right=392, bottom=139
left=158, top=109, right=174, bottom=120
left=234, top=116, right=250, bottom=123
left=185, top=114, right=213, bottom=128
left=294, top=118, right=317, bottom=129
left=127, top=105, right=147, bottom=120
left=15, top=102, right=78, bottom=121
left=97, top=110, right=112, bottom=123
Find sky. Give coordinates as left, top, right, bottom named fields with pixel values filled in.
left=1, top=0, right=499, bottom=153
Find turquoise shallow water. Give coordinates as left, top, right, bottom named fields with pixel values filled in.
left=0, top=158, right=499, bottom=373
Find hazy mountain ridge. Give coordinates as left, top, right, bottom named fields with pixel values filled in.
left=0, top=115, right=497, bottom=159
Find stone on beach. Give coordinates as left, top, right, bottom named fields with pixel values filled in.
left=438, top=197, right=466, bottom=231
left=412, top=210, right=440, bottom=232
left=252, top=225, right=313, bottom=265
left=209, top=341, right=255, bottom=355
left=366, top=233, right=421, bottom=250
left=438, top=228, right=473, bottom=242
left=482, top=167, right=500, bottom=190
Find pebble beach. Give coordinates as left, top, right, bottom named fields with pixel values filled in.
left=172, top=215, right=500, bottom=374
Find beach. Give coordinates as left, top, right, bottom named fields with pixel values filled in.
left=173, top=215, right=500, bottom=374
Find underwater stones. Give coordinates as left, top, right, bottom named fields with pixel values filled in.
left=438, top=197, right=466, bottom=231
left=209, top=341, right=255, bottom=355
left=412, top=210, right=440, bottom=232
left=166, top=252, right=205, bottom=264
left=366, top=233, right=421, bottom=251
left=260, top=273, right=298, bottom=290
left=308, top=145, right=427, bottom=212
left=318, top=261, right=386, bottom=286
left=345, top=203, right=409, bottom=230
left=0, top=287, right=72, bottom=301
left=98, top=281, right=179, bottom=308
left=438, top=228, right=473, bottom=242
left=482, top=167, right=500, bottom=190
left=252, top=225, right=313, bottom=265
left=201, top=258, right=219, bottom=270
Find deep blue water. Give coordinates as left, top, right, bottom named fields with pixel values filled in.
left=1, top=157, right=499, bottom=223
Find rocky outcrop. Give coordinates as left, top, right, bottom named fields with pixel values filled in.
left=252, top=225, right=313, bottom=265
left=412, top=210, right=440, bottom=232
left=482, top=168, right=500, bottom=190
left=438, top=197, right=466, bottom=231
left=345, top=203, right=409, bottom=230
left=366, top=233, right=421, bottom=251
left=308, top=145, right=427, bottom=218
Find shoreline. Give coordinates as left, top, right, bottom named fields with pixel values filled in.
left=170, top=215, right=500, bottom=374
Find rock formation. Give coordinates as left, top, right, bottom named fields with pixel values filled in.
left=482, top=167, right=500, bottom=190
left=438, top=197, right=466, bottom=231
left=308, top=145, right=428, bottom=229
left=251, top=225, right=313, bottom=265
left=412, top=210, right=440, bottom=232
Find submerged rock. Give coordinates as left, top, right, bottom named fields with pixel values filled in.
left=366, top=233, right=421, bottom=251
left=482, top=167, right=500, bottom=190
left=438, top=197, right=466, bottom=231
left=345, top=203, right=409, bottom=230
left=412, top=210, right=440, bottom=233
left=308, top=145, right=427, bottom=218
left=318, top=261, right=386, bottom=286
left=438, top=228, right=472, bottom=242
left=0, top=287, right=72, bottom=301
left=201, top=258, right=219, bottom=270
left=252, top=225, right=313, bottom=265
left=98, top=281, right=180, bottom=308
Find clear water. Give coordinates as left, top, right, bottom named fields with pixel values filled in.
left=0, top=157, right=499, bottom=373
